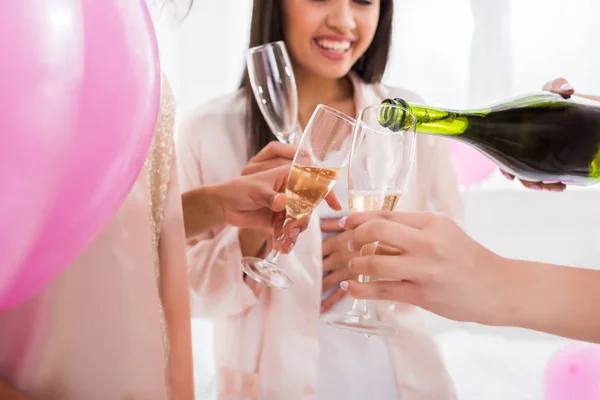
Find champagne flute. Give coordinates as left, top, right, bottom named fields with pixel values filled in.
left=241, top=105, right=355, bottom=289
left=323, top=104, right=417, bottom=336
left=246, top=41, right=299, bottom=144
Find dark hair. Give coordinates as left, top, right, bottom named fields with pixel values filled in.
left=240, top=0, right=394, bottom=158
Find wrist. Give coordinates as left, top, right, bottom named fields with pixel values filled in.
left=181, top=185, right=226, bottom=237
left=239, top=228, right=271, bottom=258
left=489, top=256, right=556, bottom=330
left=481, top=254, right=528, bottom=327
left=199, top=184, right=228, bottom=229
left=505, top=261, right=600, bottom=341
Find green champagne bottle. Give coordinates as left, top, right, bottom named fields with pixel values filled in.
left=377, top=93, right=600, bottom=185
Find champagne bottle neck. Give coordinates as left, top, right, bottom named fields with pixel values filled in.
left=410, top=102, right=496, bottom=136
left=378, top=98, right=489, bottom=136
left=408, top=104, right=468, bottom=136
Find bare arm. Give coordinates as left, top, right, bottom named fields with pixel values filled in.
left=572, top=93, right=600, bottom=102
left=504, top=259, right=600, bottom=343
left=181, top=184, right=227, bottom=238
left=181, top=167, right=288, bottom=239
left=502, top=78, right=600, bottom=191
left=341, top=211, right=600, bottom=344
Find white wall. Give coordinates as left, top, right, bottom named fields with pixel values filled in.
left=152, top=0, right=252, bottom=116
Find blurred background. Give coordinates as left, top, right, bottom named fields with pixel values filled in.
left=151, top=0, right=600, bottom=398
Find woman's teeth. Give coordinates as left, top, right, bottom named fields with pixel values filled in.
left=316, top=39, right=351, bottom=53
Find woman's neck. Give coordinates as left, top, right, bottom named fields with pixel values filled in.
left=294, top=68, right=355, bottom=129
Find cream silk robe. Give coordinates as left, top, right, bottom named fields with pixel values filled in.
left=177, top=72, right=463, bottom=400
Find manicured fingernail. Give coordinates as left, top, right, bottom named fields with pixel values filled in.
left=289, top=228, right=300, bottom=237
left=339, top=281, right=349, bottom=291
left=560, top=83, right=574, bottom=92
left=501, top=171, right=514, bottom=180
left=339, top=217, right=347, bottom=228
left=530, top=184, right=542, bottom=191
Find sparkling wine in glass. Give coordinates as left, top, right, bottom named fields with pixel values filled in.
left=246, top=41, right=299, bottom=144
left=240, top=105, right=356, bottom=289
left=323, top=103, right=417, bottom=336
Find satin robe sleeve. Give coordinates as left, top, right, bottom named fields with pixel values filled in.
left=176, top=98, right=260, bottom=319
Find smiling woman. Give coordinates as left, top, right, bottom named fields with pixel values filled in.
left=242, top=0, right=393, bottom=157
left=176, top=0, right=463, bottom=398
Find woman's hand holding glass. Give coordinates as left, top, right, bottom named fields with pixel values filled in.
left=320, top=218, right=359, bottom=313
left=240, top=105, right=355, bottom=289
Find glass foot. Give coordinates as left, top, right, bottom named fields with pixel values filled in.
left=323, top=311, right=396, bottom=336
left=240, top=256, right=294, bottom=289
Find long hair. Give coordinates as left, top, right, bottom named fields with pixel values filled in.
left=240, top=0, right=394, bottom=157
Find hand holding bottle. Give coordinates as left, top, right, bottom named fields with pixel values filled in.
left=500, top=77, right=600, bottom=191
left=380, top=80, right=600, bottom=189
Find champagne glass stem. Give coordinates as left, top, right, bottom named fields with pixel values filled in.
left=262, top=248, right=282, bottom=265
left=282, top=126, right=300, bottom=144
left=264, top=215, right=295, bottom=263
left=240, top=216, right=295, bottom=289
left=349, top=274, right=370, bottom=314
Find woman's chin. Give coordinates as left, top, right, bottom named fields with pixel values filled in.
left=310, top=65, right=354, bottom=81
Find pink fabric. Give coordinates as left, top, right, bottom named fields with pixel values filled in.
left=177, top=73, right=463, bottom=400
left=0, top=80, right=195, bottom=400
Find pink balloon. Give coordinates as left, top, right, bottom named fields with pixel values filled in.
left=447, top=139, right=496, bottom=187
left=0, top=0, right=82, bottom=298
left=545, top=343, right=600, bottom=400
left=0, top=0, right=160, bottom=310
